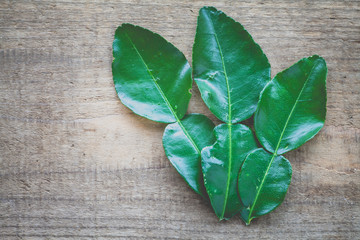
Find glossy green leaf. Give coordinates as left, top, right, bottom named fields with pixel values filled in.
left=201, top=124, right=257, bottom=220
left=238, top=148, right=292, bottom=225
left=163, top=114, right=216, bottom=197
left=193, top=6, right=270, bottom=124
left=112, top=24, right=192, bottom=123
left=255, top=55, right=327, bottom=155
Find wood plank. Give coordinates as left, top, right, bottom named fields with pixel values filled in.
left=0, top=0, right=359, bottom=239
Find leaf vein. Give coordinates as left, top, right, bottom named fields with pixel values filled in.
left=208, top=16, right=232, bottom=219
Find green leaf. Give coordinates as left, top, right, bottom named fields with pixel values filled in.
left=238, top=148, right=292, bottom=225
left=163, top=114, right=216, bottom=197
left=201, top=124, right=258, bottom=220
left=255, top=55, right=327, bottom=155
left=112, top=24, right=192, bottom=123
left=238, top=56, right=326, bottom=224
left=193, top=6, right=270, bottom=124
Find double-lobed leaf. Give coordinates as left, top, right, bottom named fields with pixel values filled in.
left=112, top=24, right=214, bottom=196
left=163, top=114, right=215, bottom=197
left=238, top=55, right=327, bottom=224
left=113, top=23, right=192, bottom=123
left=201, top=124, right=257, bottom=219
left=193, top=6, right=270, bottom=124
left=194, top=6, right=270, bottom=220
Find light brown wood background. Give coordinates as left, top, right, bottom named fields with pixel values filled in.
left=1, top=0, right=359, bottom=239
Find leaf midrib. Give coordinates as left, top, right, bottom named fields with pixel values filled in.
left=123, top=31, right=201, bottom=154
left=208, top=16, right=232, bottom=220
left=247, top=60, right=320, bottom=224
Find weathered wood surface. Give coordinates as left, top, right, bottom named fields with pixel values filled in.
left=0, top=0, right=359, bottom=239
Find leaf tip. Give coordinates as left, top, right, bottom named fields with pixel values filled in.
left=200, top=6, right=218, bottom=12
left=199, top=6, right=223, bottom=17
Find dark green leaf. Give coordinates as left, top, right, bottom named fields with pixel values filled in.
left=193, top=6, right=270, bottom=124
left=238, top=148, right=292, bottom=225
left=112, top=24, right=192, bottom=123
left=255, top=55, right=327, bottom=155
left=163, top=114, right=216, bottom=197
left=201, top=124, right=257, bottom=220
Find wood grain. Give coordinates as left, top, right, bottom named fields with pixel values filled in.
left=0, top=0, right=359, bottom=239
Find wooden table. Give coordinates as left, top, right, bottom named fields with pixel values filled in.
left=1, top=1, right=359, bottom=239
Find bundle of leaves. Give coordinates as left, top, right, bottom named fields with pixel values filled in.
left=112, top=6, right=327, bottom=225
